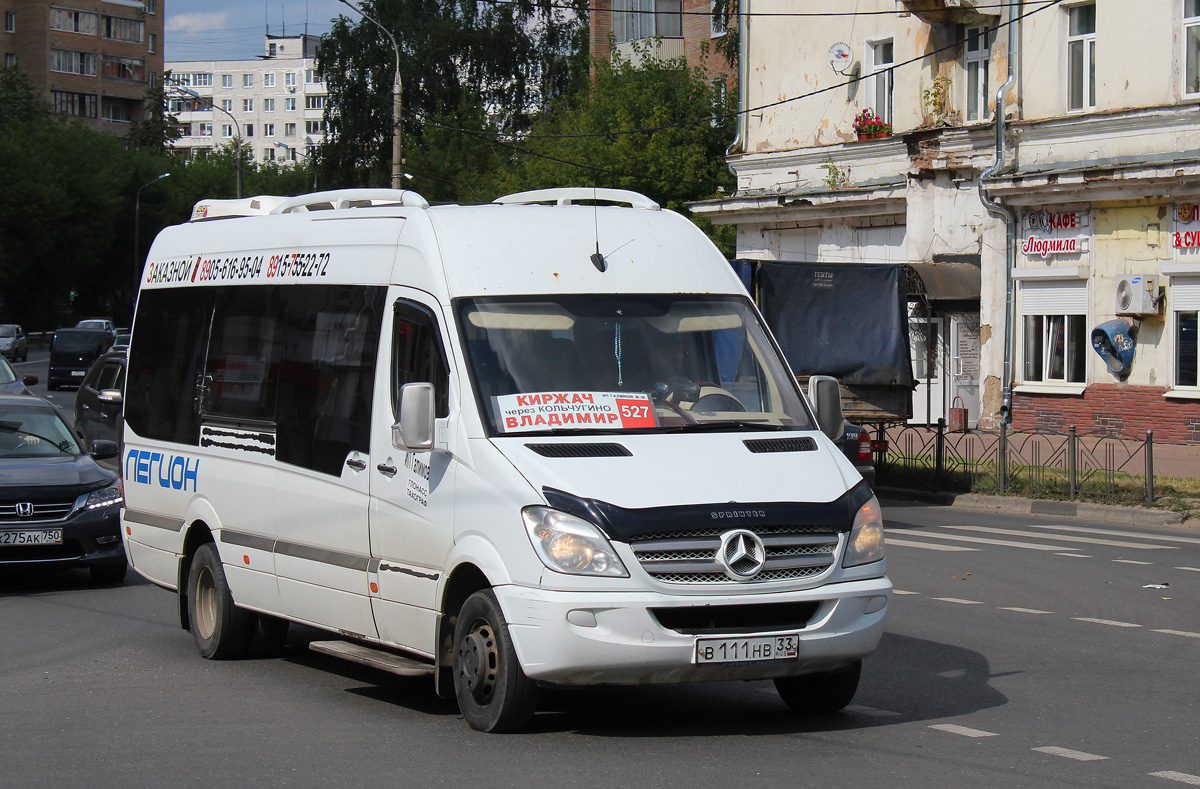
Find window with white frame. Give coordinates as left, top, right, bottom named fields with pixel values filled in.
left=243, top=73, right=253, bottom=87
left=1067, top=3, right=1096, bottom=111
left=285, top=97, right=296, bottom=111
left=284, top=122, right=296, bottom=136
left=221, top=74, right=233, bottom=88
left=197, top=122, right=212, bottom=136
left=264, top=147, right=275, bottom=161
left=263, top=98, right=275, bottom=112
left=4, top=12, right=14, bottom=33
left=305, top=69, right=322, bottom=84
left=102, top=15, right=144, bottom=43
left=148, top=33, right=156, bottom=53
left=50, top=8, right=98, bottom=35
left=868, top=38, right=894, bottom=125
left=710, top=0, right=726, bottom=38
left=305, top=119, right=325, bottom=134
left=264, top=123, right=275, bottom=137
left=1175, top=279, right=1200, bottom=387
left=305, top=95, right=325, bottom=110
left=222, top=124, right=233, bottom=138
left=245, top=123, right=253, bottom=137
left=1020, top=281, right=1088, bottom=384
left=263, top=72, right=275, bottom=87
left=612, top=0, right=682, bottom=43
left=285, top=71, right=297, bottom=87
left=144, top=0, right=156, bottom=14
left=220, top=99, right=232, bottom=112
left=50, top=49, right=97, bottom=76
left=4, top=54, right=15, bottom=67
left=190, top=72, right=212, bottom=87
left=243, top=98, right=253, bottom=112
left=1186, top=1, right=1200, bottom=95
left=965, top=26, right=990, bottom=121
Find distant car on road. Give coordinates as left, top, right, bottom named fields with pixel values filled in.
left=75, top=318, right=116, bottom=335
left=48, top=329, right=113, bottom=390
left=0, top=357, right=38, bottom=396
left=0, top=394, right=125, bottom=582
left=111, top=332, right=131, bottom=352
left=0, top=324, right=27, bottom=362
left=74, top=349, right=126, bottom=451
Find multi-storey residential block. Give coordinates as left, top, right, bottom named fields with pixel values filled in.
left=692, top=0, right=1200, bottom=444
left=0, top=0, right=165, bottom=132
left=166, top=34, right=327, bottom=164
left=590, top=0, right=735, bottom=87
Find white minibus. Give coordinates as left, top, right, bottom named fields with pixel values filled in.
left=122, top=187, right=890, bottom=732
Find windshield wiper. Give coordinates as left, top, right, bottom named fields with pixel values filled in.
left=659, top=420, right=796, bottom=434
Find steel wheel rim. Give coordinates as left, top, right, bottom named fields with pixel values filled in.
left=193, top=564, right=218, bottom=640
left=457, top=619, right=499, bottom=704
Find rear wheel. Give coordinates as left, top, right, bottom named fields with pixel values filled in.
left=187, top=543, right=253, bottom=659
left=774, top=660, right=862, bottom=714
left=452, top=589, right=537, bottom=732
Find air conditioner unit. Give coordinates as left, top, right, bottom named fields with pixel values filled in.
left=1115, top=274, right=1160, bottom=316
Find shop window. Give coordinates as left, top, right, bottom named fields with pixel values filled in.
left=1067, top=3, right=1096, bottom=111
left=1023, top=314, right=1087, bottom=384
left=1178, top=311, right=1198, bottom=387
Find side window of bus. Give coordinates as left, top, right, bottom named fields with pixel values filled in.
left=392, top=301, right=449, bottom=420
left=203, top=287, right=283, bottom=422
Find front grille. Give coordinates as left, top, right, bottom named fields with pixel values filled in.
left=651, top=601, right=821, bottom=634
left=525, top=443, right=631, bottom=458
left=630, top=526, right=841, bottom=585
left=0, top=500, right=77, bottom=524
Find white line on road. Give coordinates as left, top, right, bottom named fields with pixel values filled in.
left=1113, top=559, right=1153, bottom=565
left=889, top=531, right=1069, bottom=551
left=932, top=597, right=985, bottom=605
left=1177, top=567, right=1200, bottom=573
left=1032, top=746, right=1108, bottom=761
left=999, top=607, right=1054, bottom=614
left=886, top=538, right=980, bottom=552
left=1027, top=524, right=1200, bottom=545
left=929, top=724, right=998, bottom=738
left=1151, top=771, right=1200, bottom=786
left=940, top=525, right=1176, bottom=550
left=892, top=590, right=921, bottom=595
left=1072, top=617, right=1142, bottom=628
left=1056, top=553, right=1092, bottom=558
left=1152, top=629, right=1200, bottom=639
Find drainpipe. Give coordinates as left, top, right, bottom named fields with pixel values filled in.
left=978, top=3, right=1020, bottom=424
left=725, top=0, right=749, bottom=175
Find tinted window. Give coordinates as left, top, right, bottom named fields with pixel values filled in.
left=275, top=285, right=384, bottom=475
left=97, top=361, right=123, bottom=391
left=203, top=287, right=282, bottom=422
left=53, top=331, right=109, bottom=354
left=392, top=301, right=449, bottom=419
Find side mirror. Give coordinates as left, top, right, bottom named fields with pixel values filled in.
left=807, top=375, right=845, bottom=441
left=393, top=382, right=435, bottom=451
left=98, top=388, right=123, bottom=405
left=22, top=375, right=38, bottom=386
left=91, top=440, right=119, bottom=460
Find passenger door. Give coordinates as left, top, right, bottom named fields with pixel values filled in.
left=368, top=290, right=457, bottom=655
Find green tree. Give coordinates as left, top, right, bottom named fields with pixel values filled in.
left=0, top=65, right=48, bottom=125
left=127, top=70, right=183, bottom=153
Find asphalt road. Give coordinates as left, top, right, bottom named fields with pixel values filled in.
left=9, top=349, right=76, bottom=422
left=3, top=488, right=1198, bottom=787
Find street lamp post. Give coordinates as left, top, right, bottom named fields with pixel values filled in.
left=134, top=172, right=171, bottom=283
left=275, top=141, right=317, bottom=190
left=338, top=0, right=404, bottom=189
left=175, top=85, right=244, bottom=198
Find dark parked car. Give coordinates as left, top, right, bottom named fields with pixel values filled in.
left=74, top=349, right=126, bottom=452
left=0, top=324, right=27, bottom=362
left=48, top=328, right=113, bottom=390
left=0, top=356, right=38, bottom=396
left=839, top=422, right=877, bottom=490
left=75, top=318, right=117, bottom=335
left=0, top=394, right=125, bottom=582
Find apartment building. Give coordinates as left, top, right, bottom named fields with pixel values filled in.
left=0, top=0, right=164, bottom=132
left=166, top=33, right=327, bottom=164
left=589, top=0, right=735, bottom=86
left=691, top=0, right=1200, bottom=444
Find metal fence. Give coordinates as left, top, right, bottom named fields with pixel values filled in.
left=876, top=421, right=1155, bottom=503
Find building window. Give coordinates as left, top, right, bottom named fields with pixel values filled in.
left=263, top=98, right=275, bottom=112
left=221, top=74, right=233, bottom=88
left=965, top=26, right=990, bottom=121
left=243, top=73, right=253, bottom=87
left=51, top=90, right=97, bottom=117
left=50, top=49, right=97, bottom=76
left=284, top=122, right=296, bottom=136
left=612, top=0, right=682, bottom=43
left=245, top=123, right=253, bottom=137
left=4, top=54, right=15, bottom=67
left=263, top=72, right=275, bottom=87
left=148, top=71, right=156, bottom=87
left=305, top=119, right=325, bottom=134
left=267, top=42, right=277, bottom=57
left=222, top=124, right=233, bottom=138
left=284, top=97, right=296, bottom=111
left=305, top=95, right=325, bottom=110
left=143, top=0, right=156, bottom=14
left=1023, top=314, right=1087, bottom=383
left=50, top=9, right=98, bottom=35
left=285, top=71, right=296, bottom=87
left=868, top=39, right=894, bottom=126
left=305, top=69, right=323, bottom=84
left=1067, top=3, right=1096, bottom=111
left=197, top=122, right=212, bottom=136
left=243, top=98, right=253, bottom=112
left=1186, top=1, right=1200, bottom=95
left=1179, top=311, right=1199, bottom=387
left=264, top=147, right=275, bottom=160
left=220, top=99, right=232, bottom=112
left=103, top=101, right=132, bottom=122
left=102, top=16, right=144, bottom=43
left=148, top=33, right=156, bottom=53
left=190, top=73, right=213, bottom=87
left=101, top=55, right=144, bottom=82
left=710, top=0, right=726, bottom=37
left=4, top=12, right=14, bottom=33
left=264, top=123, right=274, bottom=137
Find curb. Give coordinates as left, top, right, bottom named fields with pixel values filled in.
left=875, top=486, right=1188, bottom=528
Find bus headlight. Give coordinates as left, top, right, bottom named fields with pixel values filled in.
left=842, top=495, right=885, bottom=567
left=521, top=507, right=629, bottom=578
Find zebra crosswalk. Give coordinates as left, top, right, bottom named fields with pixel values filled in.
left=885, top=521, right=1181, bottom=557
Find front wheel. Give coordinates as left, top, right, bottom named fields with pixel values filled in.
left=187, top=542, right=253, bottom=659
left=774, top=660, right=862, bottom=714
left=452, top=589, right=537, bottom=732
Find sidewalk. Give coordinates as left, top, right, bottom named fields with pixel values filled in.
left=1149, top=441, right=1200, bottom=480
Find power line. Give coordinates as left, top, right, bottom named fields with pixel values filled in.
left=479, top=0, right=1053, bottom=18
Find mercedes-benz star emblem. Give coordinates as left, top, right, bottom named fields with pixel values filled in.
left=718, top=529, right=766, bottom=581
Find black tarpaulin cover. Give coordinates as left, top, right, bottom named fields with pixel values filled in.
left=753, top=260, right=915, bottom=387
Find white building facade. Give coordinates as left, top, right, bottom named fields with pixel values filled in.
left=166, top=33, right=327, bottom=164
left=692, top=0, right=1200, bottom=445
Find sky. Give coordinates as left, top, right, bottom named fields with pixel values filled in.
left=165, top=0, right=349, bottom=62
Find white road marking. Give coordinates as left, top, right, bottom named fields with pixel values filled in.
left=891, top=531, right=1069, bottom=551
left=1152, top=629, right=1200, bottom=639
left=1056, top=553, right=1092, bottom=558
left=1177, top=567, right=1200, bottom=573
left=940, top=525, right=1176, bottom=550
left=844, top=704, right=901, bottom=717
left=929, top=724, right=998, bottom=738
left=932, top=597, right=984, bottom=605
left=892, top=590, right=921, bottom=595
left=1072, top=617, right=1142, bottom=628
left=1113, top=559, right=1153, bottom=565
left=1032, top=746, right=1108, bottom=761
left=887, top=538, right=980, bottom=552
left=1028, top=524, right=1200, bottom=545
left=1151, top=771, right=1200, bottom=786
left=937, top=669, right=967, bottom=678
left=999, top=607, right=1054, bottom=614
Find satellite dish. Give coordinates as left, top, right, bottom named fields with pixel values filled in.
left=828, top=42, right=853, bottom=74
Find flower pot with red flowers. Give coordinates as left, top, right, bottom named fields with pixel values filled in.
left=852, top=108, right=893, bottom=140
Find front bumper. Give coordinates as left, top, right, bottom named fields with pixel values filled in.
left=495, top=575, right=891, bottom=685
left=0, top=504, right=124, bottom=571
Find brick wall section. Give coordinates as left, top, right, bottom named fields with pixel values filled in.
left=591, top=0, right=613, bottom=66
left=589, top=0, right=737, bottom=88
left=1013, top=384, right=1200, bottom=445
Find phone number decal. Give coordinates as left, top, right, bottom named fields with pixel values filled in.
left=145, top=251, right=331, bottom=285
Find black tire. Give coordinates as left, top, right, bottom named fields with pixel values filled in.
left=186, top=542, right=253, bottom=660
left=90, top=561, right=127, bottom=584
left=452, top=589, right=537, bottom=732
left=774, top=660, right=862, bottom=714
left=246, top=613, right=290, bottom=658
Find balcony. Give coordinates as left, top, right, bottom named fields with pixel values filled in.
left=614, top=36, right=684, bottom=66
left=901, top=0, right=995, bottom=25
